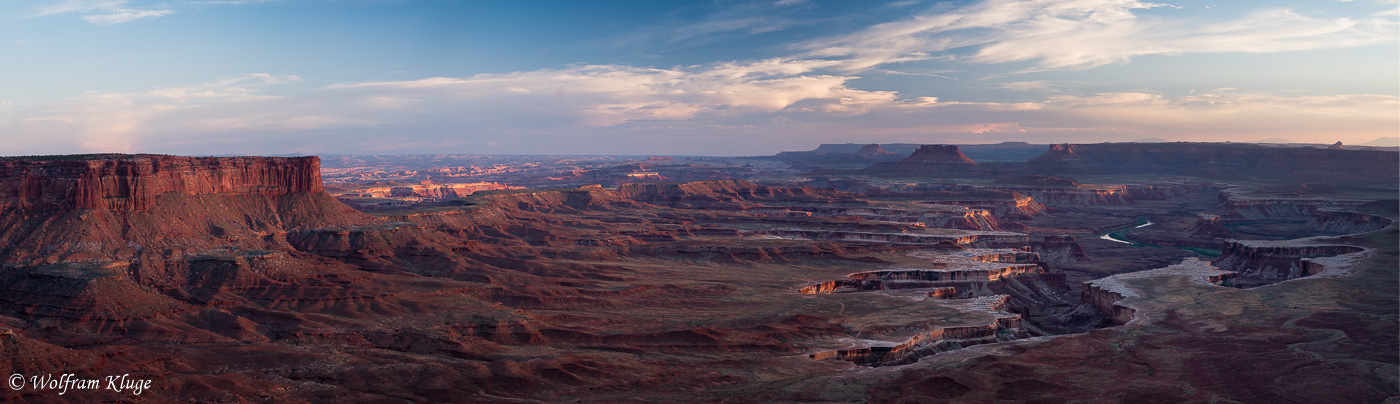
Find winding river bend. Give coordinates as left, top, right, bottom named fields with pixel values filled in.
left=1100, top=220, right=1153, bottom=244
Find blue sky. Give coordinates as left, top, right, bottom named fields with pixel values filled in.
left=1, top=0, right=1396, bottom=155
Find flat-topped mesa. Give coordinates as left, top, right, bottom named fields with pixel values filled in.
left=1215, top=240, right=1367, bottom=280
left=0, top=155, right=323, bottom=211
left=1027, top=142, right=1399, bottom=183
left=1218, top=193, right=1371, bottom=219
left=902, top=145, right=978, bottom=164
left=855, top=143, right=895, bottom=157
left=1037, top=144, right=1082, bottom=160
left=1307, top=210, right=1394, bottom=234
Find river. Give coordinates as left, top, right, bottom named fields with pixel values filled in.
left=1099, top=220, right=1153, bottom=244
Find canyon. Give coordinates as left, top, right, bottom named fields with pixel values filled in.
left=0, top=142, right=1394, bottom=402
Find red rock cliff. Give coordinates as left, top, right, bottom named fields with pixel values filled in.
left=0, top=155, right=322, bottom=211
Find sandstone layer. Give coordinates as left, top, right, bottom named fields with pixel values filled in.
left=0, top=155, right=321, bottom=211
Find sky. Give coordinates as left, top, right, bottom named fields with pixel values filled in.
left=1, top=0, right=1396, bottom=156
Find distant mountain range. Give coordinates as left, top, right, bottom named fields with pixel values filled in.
left=1361, top=137, right=1399, bottom=147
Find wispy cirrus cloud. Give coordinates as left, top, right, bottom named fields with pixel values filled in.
left=332, top=58, right=896, bottom=126
left=28, top=0, right=125, bottom=17
left=1045, top=89, right=1399, bottom=116
left=799, top=0, right=1396, bottom=71
left=602, top=0, right=815, bottom=56
left=999, top=81, right=1064, bottom=92
left=81, top=8, right=173, bottom=25
left=194, top=0, right=280, bottom=4
left=29, top=0, right=173, bottom=25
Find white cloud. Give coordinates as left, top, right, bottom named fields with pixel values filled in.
left=879, top=69, right=959, bottom=80
left=1000, top=81, right=1062, bottom=92
left=600, top=1, right=814, bottom=55
left=196, top=0, right=279, bottom=4
left=28, top=0, right=172, bottom=25
left=328, top=59, right=896, bottom=126
left=81, top=8, right=174, bottom=25
left=0, top=60, right=902, bottom=154
left=1043, top=90, right=1399, bottom=114
left=1047, top=92, right=1166, bottom=107
left=29, top=0, right=126, bottom=17
left=799, top=0, right=1397, bottom=71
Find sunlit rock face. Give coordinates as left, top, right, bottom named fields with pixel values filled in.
left=0, top=155, right=370, bottom=266
left=0, top=155, right=322, bottom=211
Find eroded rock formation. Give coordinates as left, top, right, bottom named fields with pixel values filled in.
left=1032, top=144, right=1084, bottom=163
left=1029, top=235, right=1088, bottom=264
left=810, top=316, right=1021, bottom=366
left=1215, top=240, right=1367, bottom=281
left=902, top=145, right=978, bottom=165
left=921, top=191, right=1047, bottom=219
left=1188, top=214, right=1232, bottom=239
left=1081, top=258, right=1237, bottom=325
left=927, top=287, right=959, bottom=299
left=865, top=145, right=997, bottom=174
left=1219, top=192, right=1369, bottom=219
left=0, top=155, right=322, bottom=211
left=855, top=144, right=894, bottom=157
left=1307, top=210, right=1393, bottom=234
